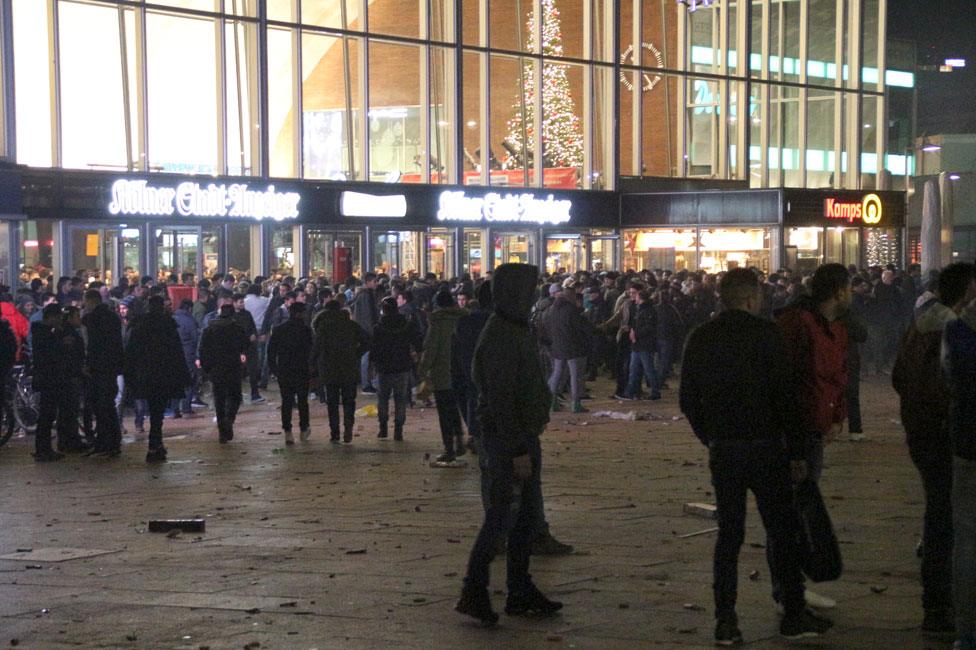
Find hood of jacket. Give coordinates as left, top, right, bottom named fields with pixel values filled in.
left=915, top=301, right=958, bottom=334
left=493, top=263, right=539, bottom=324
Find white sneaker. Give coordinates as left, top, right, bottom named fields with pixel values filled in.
left=284, top=431, right=295, bottom=445
left=804, top=589, right=836, bottom=609
left=300, top=428, right=311, bottom=442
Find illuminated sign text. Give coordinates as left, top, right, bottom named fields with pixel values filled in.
left=108, top=179, right=300, bottom=221
left=436, top=191, right=572, bottom=225
left=824, top=193, right=883, bottom=224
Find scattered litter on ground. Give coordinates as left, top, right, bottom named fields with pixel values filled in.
left=354, top=404, right=378, bottom=418
left=870, top=585, right=888, bottom=594
left=147, top=519, right=205, bottom=534
left=676, top=527, right=719, bottom=539
left=849, top=433, right=870, bottom=442
left=683, top=503, right=717, bottom=519
left=1, top=548, right=119, bottom=562
left=591, top=411, right=638, bottom=421
left=430, top=459, right=468, bottom=468
left=345, top=548, right=367, bottom=555
left=683, top=603, right=704, bottom=611
left=749, top=570, right=761, bottom=581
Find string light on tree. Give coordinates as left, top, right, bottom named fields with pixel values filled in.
left=503, top=0, right=583, bottom=171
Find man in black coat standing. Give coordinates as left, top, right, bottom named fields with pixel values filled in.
left=680, top=269, right=830, bottom=644
left=82, top=289, right=124, bottom=456
left=198, top=304, right=250, bottom=444
left=232, top=293, right=264, bottom=404
left=311, top=301, right=369, bottom=443
left=452, top=282, right=492, bottom=452
left=125, top=296, right=192, bottom=462
left=372, top=296, right=423, bottom=441
left=267, top=302, right=314, bottom=445
left=30, top=304, right=84, bottom=461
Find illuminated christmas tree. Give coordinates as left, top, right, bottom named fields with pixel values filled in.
left=503, top=0, right=583, bottom=170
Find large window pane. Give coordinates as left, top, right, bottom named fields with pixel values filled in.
left=302, top=32, right=360, bottom=180
left=368, top=40, right=421, bottom=182
left=430, top=0, right=456, bottom=43
left=268, top=26, right=298, bottom=177
left=19, top=220, right=56, bottom=287
left=490, top=55, right=528, bottom=183
left=687, top=78, right=720, bottom=176
left=543, top=61, right=583, bottom=188
left=225, top=21, right=260, bottom=176
left=489, top=0, right=532, bottom=53
left=13, top=0, right=53, bottom=166
left=461, top=51, right=486, bottom=185
left=806, top=89, right=837, bottom=188
left=369, top=0, right=420, bottom=39
left=147, top=12, right=218, bottom=173
left=808, top=0, right=839, bottom=83
left=59, top=1, right=131, bottom=170
left=302, top=0, right=360, bottom=31
left=429, top=46, right=456, bottom=184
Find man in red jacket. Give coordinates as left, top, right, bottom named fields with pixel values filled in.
left=774, top=262, right=851, bottom=612
left=0, top=290, right=29, bottom=359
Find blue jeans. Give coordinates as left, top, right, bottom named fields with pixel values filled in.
left=954, top=456, right=976, bottom=638
left=548, top=357, right=584, bottom=403
left=656, top=339, right=678, bottom=383
left=625, top=350, right=659, bottom=398
left=377, top=371, right=410, bottom=428
left=360, top=352, right=374, bottom=389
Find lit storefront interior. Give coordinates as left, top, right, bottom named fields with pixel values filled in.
left=623, top=228, right=772, bottom=274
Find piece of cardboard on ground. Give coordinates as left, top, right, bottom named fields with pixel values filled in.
left=0, top=547, right=121, bottom=562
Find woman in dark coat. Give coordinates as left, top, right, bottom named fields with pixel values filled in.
left=124, top=295, right=192, bottom=462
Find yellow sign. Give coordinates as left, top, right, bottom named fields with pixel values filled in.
left=861, top=193, right=883, bottom=224
left=86, top=234, right=99, bottom=257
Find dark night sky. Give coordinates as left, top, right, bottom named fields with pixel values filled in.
left=888, top=0, right=976, bottom=134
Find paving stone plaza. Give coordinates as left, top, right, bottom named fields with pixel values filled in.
left=0, top=376, right=950, bottom=649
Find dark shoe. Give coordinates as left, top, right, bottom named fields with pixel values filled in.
left=34, top=450, right=65, bottom=462
left=103, top=448, right=122, bottom=459
left=434, top=452, right=456, bottom=463
left=922, top=609, right=956, bottom=638
left=190, top=400, right=209, bottom=409
left=571, top=400, right=588, bottom=413
left=343, top=427, right=353, bottom=443
left=330, top=432, right=341, bottom=443
left=465, top=437, right=477, bottom=454
left=648, top=393, right=662, bottom=401
left=531, top=533, right=574, bottom=556
left=378, top=423, right=389, bottom=439
left=59, top=440, right=91, bottom=453
left=455, top=585, right=499, bottom=626
left=455, top=436, right=466, bottom=457
left=362, top=386, right=377, bottom=394
left=780, top=609, right=832, bottom=639
left=145, top=447, right=167, bottom=463
left=505, top=584, right=563, bottom=617
left=172, top=411, right=183, bottom=419
left=284, top=430, right=295, bottom=445
left=715, top=616, right=743, bottom=646
left=300, top=428, right=311, bottom=442
left=393, top=426, right=403, bottom=442
left=250, top=395, right=266, bottom=404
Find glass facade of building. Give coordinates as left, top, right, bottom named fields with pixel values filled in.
left=1, top=0, right=909, bottom=191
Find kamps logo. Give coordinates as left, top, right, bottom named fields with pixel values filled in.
left=824, top=193, right=883, bottom=224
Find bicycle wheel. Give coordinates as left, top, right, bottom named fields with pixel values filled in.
left=14, top=384, right=39, bottom=436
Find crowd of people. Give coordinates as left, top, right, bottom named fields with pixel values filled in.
left=3, top=258, right=975, bottom=647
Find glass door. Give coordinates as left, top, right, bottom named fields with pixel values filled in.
left=587, top=236, right=617, bottom=272
left=155, top=226, right=201, bottom=284
left=461, top=228, right=485, bottom=278
left=66, top=225, right=142, bottom=286
left=372, top=231, right=421, bottom=277
left=306, top=229, right=364, bottom=283
left=492, top=231, right=536, bottom=270
left=425, top=228, right=454, bottom=279
left=545, top=235, right=582, bottom=274
left=825, top=227, right=860, bottom=268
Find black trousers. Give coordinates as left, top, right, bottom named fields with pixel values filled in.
left=246, top=343, right=261, bottom=397
left=614, top=338, right=631, bottom=396
left=35, top=382, right=81, bottom=454
left=846, top=370, right=863, bottom=433
left=909, top=441, right=954, bottom=613
left=90, top=374, right=122, bottom=452
left=325, top=382, right=356, bottom=437
left=145, top=395, right=168, bottom=449
left=465, top=435, right=542, bottom=594
left=212, top=379, right=242, bottom=439
left=709, top=439, right=806, bottom=621
left=434, top=388, right=464, bottom=455
left=279, top=381, right=309, bottom=432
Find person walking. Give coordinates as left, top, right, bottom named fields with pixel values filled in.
left=311, top=301, right=369, bottom=443
left=680, top=268, right=831, bottom=644
left=538, top=284, right=592, bottom=413
left=894, top=262, right=976, bottom=639
left=774, top=262, right=850, bottom=611
left=198, top=304, right=250, bottom=444
left=418, top=289, right=468, bottom=463
left=172, top=299, right=201, bottom=416
left=267, top=301, right=314, bottom=444
left=29, top=304, right=82, bottom=461
left=624, top=289, right=661, bottom=401
left=942, top=295, right=976, bottom=650
left=371, top=296, right=423, bottom=441
left=124, top=295, right=191, bottom=462
left=453, top=282, right=492, bottom=453
left=455, top=264, right=563, bottom=626
left=350, top=272, right=380, bottom=393
left=232, top=293, right=264, bottom=404
left=81, top=289, right=124, bottom=457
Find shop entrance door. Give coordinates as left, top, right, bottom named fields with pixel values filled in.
left=306, top=229, right=364, bottom=282
left=587, top=236, right=618, bottom=272
left=66, top=225, right=142, bottom=286
left=491, top=231, right=536, bottom=271
left=155, top=226, right=202, bottom=284
left=545, top=235, right=582, bottom=274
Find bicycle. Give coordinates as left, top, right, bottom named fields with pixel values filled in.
left=0, top=365, right=39, bottom=448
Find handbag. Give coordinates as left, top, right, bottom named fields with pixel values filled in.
left=794, top=479, right=843, bottom=583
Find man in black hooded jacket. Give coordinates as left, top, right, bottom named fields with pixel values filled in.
left=455, top=263, right=563, bottom=626
left=372, top=296, right=423, bottom=441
